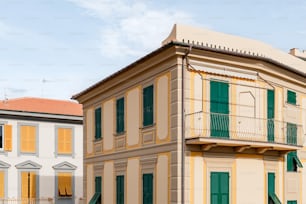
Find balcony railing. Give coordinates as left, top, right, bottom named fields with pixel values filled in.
left=185, top=112, right=304, bottom=146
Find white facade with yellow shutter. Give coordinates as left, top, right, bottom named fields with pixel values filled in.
left=73, top=24, right=306, bottom=204
left=0, top=98, right=83, bottom=203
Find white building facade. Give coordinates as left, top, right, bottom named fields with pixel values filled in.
left=0, top=97, right=83, bottom=203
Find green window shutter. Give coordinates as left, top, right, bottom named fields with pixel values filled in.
left=95, top=176, right=102, bottom=193
left=116, top=98, right=125, bottom=134
left=287, top=151, right=296, bottom=172
left=143, top=174, right=153, bottom=204
left=211, top=172, right=229, bottom=204
left=116, top=175, right=124, bottom=204
left=210, top=81, right=229, bottom=138
left=95, top=108, right=102, bottom=139
left=143, top=85, right=154, bottom=126
left=287, top=201, right=297, bottom=204
left=287, top=90, right=296, bottom=105
left=268, top=172, right=275, bottom=195
left=287, top=123, right=297, bottom=145
left=267, top=90, right=275, bottom=142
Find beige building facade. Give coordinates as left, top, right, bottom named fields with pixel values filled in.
left=73, top=24, right=306, bottom=204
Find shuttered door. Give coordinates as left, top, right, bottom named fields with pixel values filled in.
left=267, top=90, right=275, bottom=142
left=116, top=175, right=124, bottom=204
left=268, top=172, right=275, bottom=204
left=211, top=172, right=229, bottom=204
left=143, top=174, right=153, bottom=204
left=287, top=123, right=297, bottom=145
left=21, top=172, right=36, bottom=199
left=210, top=81, right=229, bottom=138
left=95, top=176, right=102, bottom=193
left=143, top=85, right=154, bottom=126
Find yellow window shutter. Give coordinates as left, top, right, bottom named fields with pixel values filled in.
left=58, top=128, right=65, bottom=153
left=4, top=124, right=12, bottom=151
left=20, top=126, right=26, bottom=152
left=30, top=172, right=36, bottom=198
left=58, top=173, right=66, bottom=196
left=65, top=129, right=72, bottom=154
left=65, top=173, right=72, bottom=196
left=0, top=171, right=4, bottom=198
left=29, top=126, right=36, bottom=153
left=21, top=172, right=28, bottom=198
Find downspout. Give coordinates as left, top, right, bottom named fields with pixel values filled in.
left=181, top=45, right=192, bottom=204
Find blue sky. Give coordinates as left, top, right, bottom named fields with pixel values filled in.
left=0, top=0, right=305, bottom=100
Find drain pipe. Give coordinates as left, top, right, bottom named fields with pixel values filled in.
left=181, top=45, right=192, bottom=204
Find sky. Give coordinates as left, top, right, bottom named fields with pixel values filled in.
left=0, top=0, right=305, bottom=101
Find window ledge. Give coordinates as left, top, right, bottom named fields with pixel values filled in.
left=140, top=123, right=156, bottom=130
left=94, top=138, right=103, bottom=142
left=114, top=131, right=126, bottom=136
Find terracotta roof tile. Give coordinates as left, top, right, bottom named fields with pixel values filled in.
left=0, top=97, right=82, bottom=116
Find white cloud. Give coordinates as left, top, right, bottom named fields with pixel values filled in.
left=69, top=0, right=195, bottom=59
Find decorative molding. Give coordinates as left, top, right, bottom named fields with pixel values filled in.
left=15, top=160, right=42, bottom=169
left=140, top=156, right=157, bottom=171
left=0, top=160, right=11, bottom=169
left=52, top=161, right=77, bottom=170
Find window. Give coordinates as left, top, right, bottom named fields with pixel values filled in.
left=57, top=128, right=72, bottom=155
left=116, top=175, right=124, bottom=204
left=20, top=125, right=36, bottom=153
left=287, top=151, right=303, bottom=172
left=267, top=90, right=275, bottom=142
left=287, top=123, right=297, bottom=145
left=287, top=201, right=297, bottom=204
left=210, top=81, right=229, bottom=138
left=287, top=90, right=296, bottom=105
left=0, top=124, right=12, bottom=151
left=89, top=176, right=102, bottom=204
left=143, top=85, right=154, bottom=127
left=268, top=172, right=281, bottom=204
left=116, top=98, right=125, bottom=134
left=21, top=171, right=36, bottom=199
left=0, top=171, right=4, bottom=198
left=95, top=107, right=102, bottom=139
left=58, top=172, right=72, bottom=197
left=210, top=172, right=229, bottom=204
left=143, top=173, right=153, bottom=204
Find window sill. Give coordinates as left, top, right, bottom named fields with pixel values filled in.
left=140, top=123, right=156, bottom=130
left=114, top=131, right=126, bottom=136
left=94, top=138, right=103, bottom=142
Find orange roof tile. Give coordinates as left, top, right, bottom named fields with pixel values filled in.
left=0, top=97, right=82, bottom=116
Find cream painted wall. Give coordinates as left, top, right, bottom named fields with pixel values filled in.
left=87, top=165, right=94, bottom=204
left=86, top=109, right=93, bottom=154
left=103, top=161, right=114, bottom=204
left=236, top=158, right=264, bottom=204
left=192, top=73, right=203, bottom=137
left=157, top=75, right=169, bottom=141
left=193, top=156, right=204, bottom=204
left=302, top=161, right=306, bottom=204
left=103, top=100, right=114, bottom=151
left=127, top=159, right=139, bottom=204
left=302, top=98, right=306, bottom=146
left=156, top=155, right=168, bottom=203
left=127, top=88, right=140, bottom=146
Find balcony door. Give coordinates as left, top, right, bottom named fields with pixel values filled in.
left=210, top=81, right=229, bottom=138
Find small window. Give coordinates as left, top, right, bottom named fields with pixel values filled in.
left=58, top=172, right=72, bottom=197
left=143, top=85, right=154, bottom=127
left=57, top=128, right=72, bottom=155
left=95, top=107, right=102, bottom=139
left=20, top=125, right=36, bottom=153
left=287, top=151, right=303, bottom=172
left=116, top=98, right=125, bottom=134
left=287, top=90, right=296, bottom=105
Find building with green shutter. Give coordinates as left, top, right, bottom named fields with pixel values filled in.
left=73, top=24, right=306, bottom=204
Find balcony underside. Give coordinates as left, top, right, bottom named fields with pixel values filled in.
left=186, top=137, right=301, bottom=154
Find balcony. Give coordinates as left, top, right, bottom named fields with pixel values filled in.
left=185, top=112, right=303, bottom=153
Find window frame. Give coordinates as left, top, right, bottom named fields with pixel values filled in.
left=55, top=126, right=75, bottom=157
left=142, top=84, right=154, bottom=127
left=18, top=123, right=39, bottom=156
